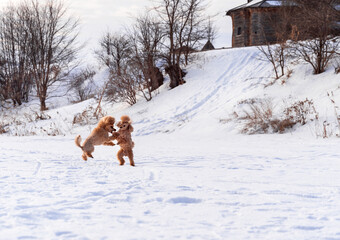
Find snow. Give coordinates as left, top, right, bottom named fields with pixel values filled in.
left=266, top=1, right=283, bottom=6
left=2, top=134, right=340, bottom=239
left=1, top=46, right=340, bottom=239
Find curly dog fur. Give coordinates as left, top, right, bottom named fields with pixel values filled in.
left=116, top=115, right=135, bottom=166
left=75, top=116, right=119, bottom=161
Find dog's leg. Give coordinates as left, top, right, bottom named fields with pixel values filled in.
left=127, top=150, right=135, bottom=167
left=82, top=153, right=88, bottom=161
left=103, top=141, right=115, bottom=146
left=117, top=149, right=125, bottom=165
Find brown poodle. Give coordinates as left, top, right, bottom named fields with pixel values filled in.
left=116, top=115, right=135, bottom=166
left=75, top=116, right=119, bottom=161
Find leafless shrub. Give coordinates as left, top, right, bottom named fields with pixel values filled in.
left=0, top=123, right=7, bottom=134
left=258, top=43, right=288, bottom=80
left=288, top=0, right=340, bottom=75
left=322, top=121, right=333, bottom=138
left=40, top=122, right=63, bottom=136
left=72, top=105, right=106, bottom=126
left=238, top=98, right=318, bottom=134
left=328, top=91, right=340, bottom=136
left=286, top=68, right=293, bottom=78
left=334, top=59, right=340, bottom=74
left=239, top=99, right=286, bottom=134
left=34, top=111, right=51, bottom=121
left=238, top=98, right=263, bottom=105
left=0, top=108, right=68, bottom=136
left=256, top=1, right=295, bottom=80
left=105, top=69, right=138, bottom=106
left=283, top=98, right=317, bottom=125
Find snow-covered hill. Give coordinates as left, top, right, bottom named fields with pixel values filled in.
left=1, top=46, right=340, bottom=239
left=3, top=46, right=340, bottom=137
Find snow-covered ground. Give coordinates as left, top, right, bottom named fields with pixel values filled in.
left=2, top=134, right=340, bottom=239
left=1, top=46, right=340, bottom=239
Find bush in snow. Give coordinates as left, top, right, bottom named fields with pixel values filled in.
left=283, top=99, right=318, bottom=126
left=72, top=105, right=106, bottom=126
left=0, top=123, right=7, bottom=134
left=237, top=98, right=318, bottom=134
left=238, top=99, right=292, bottom=134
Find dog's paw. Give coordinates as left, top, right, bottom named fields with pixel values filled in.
left=103, top=142, right=115, bottom=146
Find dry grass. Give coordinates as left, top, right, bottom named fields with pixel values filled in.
left=240, top=99, right=290, bottom=134
left=284, top=98, right=317, bottom=125
left=72, top=105, right=107, bottom=126
left=236, top=98, right=317, bottom=135
left=334, top=59, right=340, bottom=74
left=0, top=109, right=66, bottom=136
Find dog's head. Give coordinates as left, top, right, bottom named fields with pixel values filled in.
left=117, top=115, right=133, bottom=132
left=98, top=116, right=116, bottom=133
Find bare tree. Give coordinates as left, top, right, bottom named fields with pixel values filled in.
left=95, top=32, right=131, bottom=77
left=257, top=1, right=296, bottom=80
left=95, top=32, right=133, bottom=103
left=129, top=14, right=164, bottom=101
left=24, top=0, right=80, bottom=111
left=258, top=44, right=284, bottom=80
left=0, top=4, right=32, bottom=106
left=106, top=65, right=138, bottom=106
left=68, top=66, right=96, bottom=102
left=154, top=0, right=212, bottom=88
left=289, top=0, right=340, bottom=74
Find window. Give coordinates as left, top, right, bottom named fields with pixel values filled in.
left=237, top=27, right=242, bottom=35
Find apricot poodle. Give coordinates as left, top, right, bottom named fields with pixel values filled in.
left=75, top=116, right=119, bottom=161
left=116, top=115, right=135, bottom=166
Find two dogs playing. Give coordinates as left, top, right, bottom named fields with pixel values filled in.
left=75, top=115, right=135, bottom=166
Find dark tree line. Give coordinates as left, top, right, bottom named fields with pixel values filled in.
left=0, top=0, right=80, bottom=110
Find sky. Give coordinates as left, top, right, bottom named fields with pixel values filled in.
left=0, top=0, right=246, bottom=63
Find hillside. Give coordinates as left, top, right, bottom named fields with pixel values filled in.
left=3, top=46, right=340, bottom=138
left=1, top=47, right=340, bottom=240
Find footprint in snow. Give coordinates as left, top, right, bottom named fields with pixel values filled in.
left=168, top=197, right=202, bottom=204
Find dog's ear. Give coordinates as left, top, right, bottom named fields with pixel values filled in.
left=98, top=116, right=107, bottom=128
left=108, top=117, right=115, bottom=125
left=128, top=124, right=134, bottom=133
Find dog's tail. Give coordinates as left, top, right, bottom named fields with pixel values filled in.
left=75, top=135, right=83, bottom=150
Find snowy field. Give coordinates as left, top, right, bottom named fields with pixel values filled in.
left=1, top=134, right=340, bottom=239
left=1, top=46, right=340, bottom=239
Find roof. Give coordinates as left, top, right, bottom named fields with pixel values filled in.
left=226, top=0, right=289, bottom=15
left=201, top=40, right=215, bottom=51
left=227, top=0, right=340, bottom=15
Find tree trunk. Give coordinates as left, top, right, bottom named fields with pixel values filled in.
left=165, top=64, right=186, bottom=89
left=40, top=98, right=47, bottom=111
left=150, top=67, right=164, bottom=91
